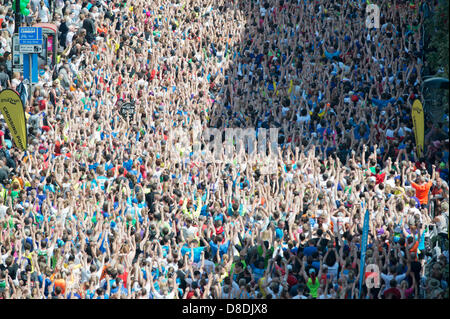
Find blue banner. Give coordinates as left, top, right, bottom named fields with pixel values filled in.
left=31, top=54, right=39, bottom=84
left=358, top=209, right=370, bottom=299
left=16, top=81, right=28, bottom=108
left=23, top=54, right=30, bottom=81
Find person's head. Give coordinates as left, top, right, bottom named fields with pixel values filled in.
left=390, top=279, right=398, bottom=288
left=271, top=281, right=280, bottom=293
left=96, top=287, right=104, bottom=296
left=5, top=255, right=13, bottom=267
left=55, top=286, right=62, bottom=296
left=309, top=268, right=316, bottom=280
left=416, top=175, right=424, bottom=184
left=189, top=239, right=199, bottom=248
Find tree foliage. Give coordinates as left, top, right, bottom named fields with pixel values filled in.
left=424, top=0, right=449, bottom=77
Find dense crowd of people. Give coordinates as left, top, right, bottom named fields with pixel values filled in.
left=0, top=0, right=448, bottom=299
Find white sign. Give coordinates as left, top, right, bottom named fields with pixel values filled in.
left=366, top=4, right=380, bottom=29
left=19, top=44, right=43, bottom=54
left=12, top=35, right=23, bottom=72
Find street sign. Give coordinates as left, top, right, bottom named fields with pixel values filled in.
left=12, top=34, right=23, bottom=73
left=19, top=27, right=43, bottom=45
left=19, top=45, right=43, bottom=53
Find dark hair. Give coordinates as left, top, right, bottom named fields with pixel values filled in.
left=325, top=251, right=336, bottom=267
left=390, top=279, right=397, bottom=288
left=55, top=286, right=62, bottom=295
left=24, top=242, right=32, bottom=251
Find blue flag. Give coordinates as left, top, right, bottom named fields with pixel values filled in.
left=358, top=209, right=370, bottom=299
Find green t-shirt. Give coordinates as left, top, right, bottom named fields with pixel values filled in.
left=229, top=260, right=247, bottom=275
left=307, top=277, right=320, bottom=298
left=257, top=246, right=274, bottom=268
left=10, top=190, right=20, bottom=201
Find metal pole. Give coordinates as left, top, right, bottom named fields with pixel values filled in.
left=49, top=0, right=54, bottom=20
left=28, top=54, right=32, bottom=108
left=14, top=0, right=21, bottom=34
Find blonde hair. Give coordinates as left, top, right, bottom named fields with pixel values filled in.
left=261, top=230, right=271, bottom=241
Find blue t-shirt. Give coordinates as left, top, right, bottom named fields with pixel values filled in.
left=123, top=159, right=133, bottom=171
left=275, top=228, right=284, bottom=240
left=209, top=240, right=231, bottom=257
left=371, top=97, right=397, bottom=109
left=303, top=246, right=318, bottom=257
left=180, top=245, right=207, bottom=263
left=324, top=50, right=340, bottom=60
left=250, top=264, right=265, bottom=281
left=311, top=261, right=321, bottom=272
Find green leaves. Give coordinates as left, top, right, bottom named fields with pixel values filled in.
left=424, top=0, right=449, bottom=77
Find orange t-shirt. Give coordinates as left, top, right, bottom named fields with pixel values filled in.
left=54, top=279, right=66, bottom=294
left=409, top=241, right=419, bottom=254
left=411, top=181, right=433, bottom=205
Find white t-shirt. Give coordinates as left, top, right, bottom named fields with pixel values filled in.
left=385, top=178, right=396, bottom=188
left=266, top=286, right=283, bottom=299
left=296, top=113, right=311, bottom=124
left=66, top=31, right=75, bottom=47
left=386, top=129, right=395, bottom=138
left=260, top=7, right=266, bottom=17
left=39, top=6, right=50, bottom=23
left=0, top=204, right=7, bottom=220
left=152, top=290, right=176, bottom=299
left=435, top=215, right=448, bottom=234
left=327, top=261, right=339, bottom=278
left=182, top=226, right=198, bottom=240
left=330, top=216, right=350, bottom=234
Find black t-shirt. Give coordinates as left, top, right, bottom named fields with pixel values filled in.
left=0, top=167, right=9, bottom=184
left=176, top=269, right=187, bottom=290
left=0, top=263, right=19, bottom=279
left=104, top=11, right=115, bottom=23
left=0, top=71, right=10, bottom=88
left=145, top=191, right=156, bottom=214
left=316, top=237, right=330, bottom=253
left=82, top=18, right=96, bottom=42
left=410, top=261, right=421, bottom=283
left=82, top=18, right=95, bottom=35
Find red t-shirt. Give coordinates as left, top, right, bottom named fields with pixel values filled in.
left=111, top=166, right=128, bottom=176
left=186, top=291, right=195, bottom=299
left=431, top=186, right=443, bottom=196
left=54, top=141, right=63, bottom=155
left=384, top=288, right=401, bottom=299
left=118, top=271, right=128, bottom=288
left=374, top=172, right=386, bottom=185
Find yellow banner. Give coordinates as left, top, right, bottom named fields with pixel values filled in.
left=0, top=89, right=27, bottom=151
left=411, top=99, right=424, bottom=158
